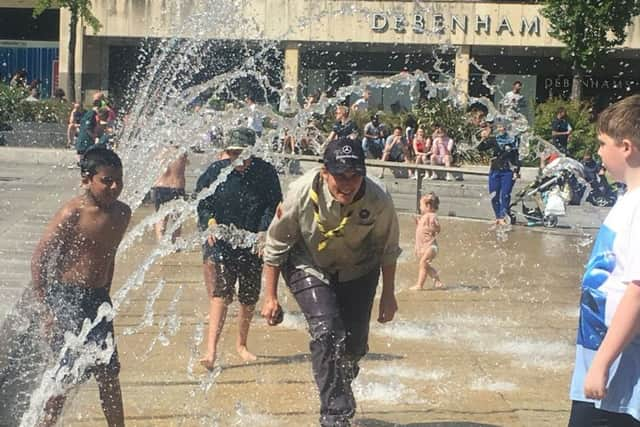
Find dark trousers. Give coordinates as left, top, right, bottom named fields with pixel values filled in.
left=284, top=265, right=380, bottom=427
left=488, top=169, right=514, bottom=219
left=568, top=400, right=640, bottom=426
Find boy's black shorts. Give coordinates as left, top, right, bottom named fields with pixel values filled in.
left=568, top=400, right=640, bottom=427
left=202, top=244, right=262, bottom=306
left=45, top=282, right=120, bottom=384
left=151, top=187, right=185, bottom=211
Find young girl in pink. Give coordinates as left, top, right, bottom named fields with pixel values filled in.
left=410, top=193, right=444, bottom=290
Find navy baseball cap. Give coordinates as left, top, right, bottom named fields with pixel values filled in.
left=323, top=137, right=366, bottom=176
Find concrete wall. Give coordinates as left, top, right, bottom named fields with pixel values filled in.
left=0, top=122, right=67, bottom=148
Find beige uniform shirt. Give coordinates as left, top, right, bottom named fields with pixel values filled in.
left=263, top=168, right=401, bottom=283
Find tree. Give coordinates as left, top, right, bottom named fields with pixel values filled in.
left=541, top=0, right=640, bottom=100
left=33, top=1, right=102, bottom=102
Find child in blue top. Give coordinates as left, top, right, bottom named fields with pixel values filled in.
left=569, top=94, right=640, bottom=426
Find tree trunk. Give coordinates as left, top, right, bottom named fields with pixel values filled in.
left=67, top=11, right=78, bottom=102
left=571, top=67, right=583, bottom=101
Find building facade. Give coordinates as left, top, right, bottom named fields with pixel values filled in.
left=49, top=1, right=640, bottom=108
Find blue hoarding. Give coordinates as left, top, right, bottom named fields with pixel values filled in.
left=0, top=42, right=59, bottom=97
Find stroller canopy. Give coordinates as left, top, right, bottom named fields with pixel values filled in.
left=542, top=157, right=585, bottom=180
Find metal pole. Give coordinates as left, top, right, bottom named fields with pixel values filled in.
left=416, top=169, right=423, bottom=213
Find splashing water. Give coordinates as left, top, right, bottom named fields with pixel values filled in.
left=3, top=0, right=589, bottom=424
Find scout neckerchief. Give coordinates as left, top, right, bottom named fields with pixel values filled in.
left=309, top=173, right=353, bottom=251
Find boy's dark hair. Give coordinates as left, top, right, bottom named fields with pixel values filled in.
left=513, top=80, right=522, bottom=86
left=597, top=94, right=640, bottom=149
left=80, top=146, right=122, bottom=178
left=557, top=107, right=566, bottom=114
left=92, top=99, right=102, bottom=108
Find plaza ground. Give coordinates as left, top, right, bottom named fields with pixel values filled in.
left=0, top=146, right=607, bottom=426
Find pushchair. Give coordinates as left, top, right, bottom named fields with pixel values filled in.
left=508, top=157, right=585, bottom=228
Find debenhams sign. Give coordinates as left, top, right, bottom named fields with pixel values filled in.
left=371, top=12, right=541, bottom=36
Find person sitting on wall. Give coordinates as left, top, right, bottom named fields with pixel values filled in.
left=327, top=105, right=358, bottom=142
left=413, top=127, right=433, bottom=177
left=429, top=124, right=455, bottom=181
left=379, top=126, right=413, bottom=179
left=9, top=69, right=27, bottom=88
left=24, top=88, right=40, bottom=102
left=362, top=114, right=386, bottom=159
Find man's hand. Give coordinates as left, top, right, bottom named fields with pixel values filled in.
left=584, top=362, right=609, bottom=400
left=261, top=297, right=282, bottom=326
left=255, top=231, right=266, bottom=257
left=377, top=291, right=398, bottom=323
left=207, top=218, right=217, bottom=246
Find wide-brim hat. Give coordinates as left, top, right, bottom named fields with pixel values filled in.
left=225, top=127, right=256, bottom=151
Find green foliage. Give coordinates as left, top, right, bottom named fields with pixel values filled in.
left=0, top=83, right=72, bottom=124
left=207, top=96, right=227, bottom=111
left=533, top=98, right=598, bottom=159
left=34, top=0, right=102, bottom=33
left=412, top=99, right=477, bottom=144
left=0, top=84, right=29, bottom=124
left=541, top=0, right=640, bottom=73
left=350, top=109, right=411, bottom=134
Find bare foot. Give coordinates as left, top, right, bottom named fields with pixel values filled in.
left=199, top=356, right=216, bottom=371
left=237, top=346, right=257, bottom=362
left=434, top=281, right=445, bottom=289
left=409, top=285, right=425, bottom=291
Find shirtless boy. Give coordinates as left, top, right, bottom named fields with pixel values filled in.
left=31, top=146, right=131, bottom=427
left=151, top=146, right=188, bottom=242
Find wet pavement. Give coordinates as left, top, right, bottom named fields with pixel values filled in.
left=0, top=147, right=604, bottom=426
left=60, top=213, right=586, bottom=427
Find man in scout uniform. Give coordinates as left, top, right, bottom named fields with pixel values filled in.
left=261, top=137, right=401, bottom=427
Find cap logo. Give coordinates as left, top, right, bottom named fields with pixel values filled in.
left=342, top=145, right=353, bottom=155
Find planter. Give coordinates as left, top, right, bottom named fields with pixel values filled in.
left=0, top=122, right=67, bottom=148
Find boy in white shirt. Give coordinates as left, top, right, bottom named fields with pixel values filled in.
left=569, top=94, right=640, bottom=425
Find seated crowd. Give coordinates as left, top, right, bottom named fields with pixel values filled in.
left=271, top=93, right=462, bottom=181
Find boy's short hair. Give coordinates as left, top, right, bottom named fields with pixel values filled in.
left=80, top=146, right=122, bottom=178
left=557, top=107, right=566, bottom=114
left=597, top=94, right=640, bottom=149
